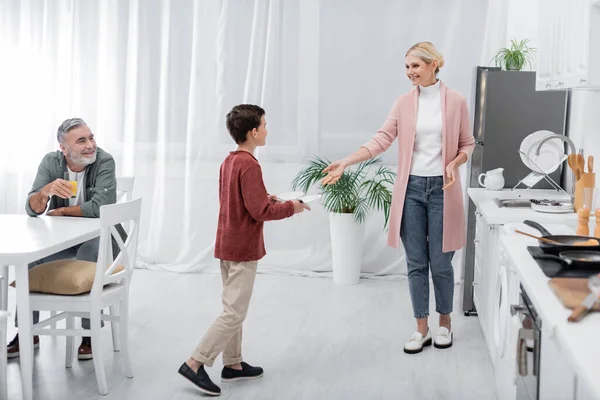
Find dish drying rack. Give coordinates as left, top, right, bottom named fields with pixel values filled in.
left=512, top=133, right=574, bottom=201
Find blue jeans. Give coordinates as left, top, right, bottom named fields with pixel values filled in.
left=400, top=175, right=455, bottom=319
left=15, top=237, right=103, bottom=329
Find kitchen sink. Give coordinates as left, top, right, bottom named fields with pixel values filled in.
left=493, top=198, right=532, bottom=208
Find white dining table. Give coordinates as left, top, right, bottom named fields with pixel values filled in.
left=0, top=214, right=100, bottom=400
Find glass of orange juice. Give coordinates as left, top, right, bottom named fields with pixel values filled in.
left=63, top=172, right=77, bottom=198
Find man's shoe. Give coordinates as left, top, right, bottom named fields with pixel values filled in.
left=78, top=337, right=93, bottom=360
left=178, top=362, right=221, bottom=396
left=7, top=334, right=40, bottom=359
left=221, top=362, right=264, bottom=382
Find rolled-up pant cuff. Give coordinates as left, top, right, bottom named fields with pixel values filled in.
left=436, top=309, right=452, bottom=315
left=223, top=356, right=243, bottom=366
left=191, top=352, right=214, bottom=367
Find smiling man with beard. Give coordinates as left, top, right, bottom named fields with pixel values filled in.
left=7, top=117, right=121, bottom=361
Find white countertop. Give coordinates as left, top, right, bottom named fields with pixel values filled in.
left=500, top=223, right=600, bottom=399
left=468, top=188, right=579, bottom=226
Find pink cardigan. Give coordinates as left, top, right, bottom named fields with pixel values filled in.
left=361, top=81, right=475, bottom=252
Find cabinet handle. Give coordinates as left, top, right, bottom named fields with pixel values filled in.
left=517, top=328, right=533, bottom=376
left=579, top=78, right=587, bottom=84
left=510, top=305, right=529, bottom=317
left=545, top=83, right=552, bottom=89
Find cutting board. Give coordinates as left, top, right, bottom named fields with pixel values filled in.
left=549, top=278, right=600, bottom=311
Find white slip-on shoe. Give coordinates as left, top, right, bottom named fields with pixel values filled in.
left=403, top=329, right=432, bottom=354
left=434, top=326, right=453, bottom=349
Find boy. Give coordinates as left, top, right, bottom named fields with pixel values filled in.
left=178, top=104, right=310, bottom=396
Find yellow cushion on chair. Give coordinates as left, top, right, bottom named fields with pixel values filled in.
left=9, top=259, right=124, bottom=295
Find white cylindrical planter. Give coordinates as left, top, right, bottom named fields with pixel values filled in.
left=329, top=212, right=365, bottom=285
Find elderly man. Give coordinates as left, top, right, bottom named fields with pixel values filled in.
left=7, top=118, right=122, bottom=361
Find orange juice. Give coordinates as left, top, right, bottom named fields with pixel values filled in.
left=69, top=181, right=77, bottom=198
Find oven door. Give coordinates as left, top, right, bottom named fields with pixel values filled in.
left=512, top=289, right=541, bottom=400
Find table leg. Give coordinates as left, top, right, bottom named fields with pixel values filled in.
left=15, top=264, right=33, bottom=400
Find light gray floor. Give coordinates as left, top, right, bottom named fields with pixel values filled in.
left=5, top=270, right=496, bottom=400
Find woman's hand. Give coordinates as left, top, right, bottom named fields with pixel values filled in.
left=321, top=160, right=347, bottom=185
left=442, top=161, right=457, bottom=191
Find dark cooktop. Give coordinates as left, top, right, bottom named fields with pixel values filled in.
left=527, top=246, right=600, bottom=278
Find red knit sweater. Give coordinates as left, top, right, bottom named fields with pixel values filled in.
left=214, top=151, right=295, bottom=261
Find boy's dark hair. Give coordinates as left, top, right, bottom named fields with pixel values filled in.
left=225, top=104, right=265, bottom=144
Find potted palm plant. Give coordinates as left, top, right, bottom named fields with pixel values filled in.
left=292, top=156, right=395, bottom=285
left=492, top=38, right=536, bottom=71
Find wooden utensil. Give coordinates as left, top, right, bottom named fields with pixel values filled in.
left=515, top=230, right=563, bottom=244
left=577, top=153, right=585, bottom=174
left=568, top=292, right=597, bottom=322
left=588, top=155, right=594, bottom=173
left=515, top=229, right=598, bottom=246
left=568, top=154, right=581, bottom=181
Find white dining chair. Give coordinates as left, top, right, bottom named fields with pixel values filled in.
left=28, top=198, right=142, bottom=395
left=50, top=177, right=135, bottom=331
left=116, top=177, right=135, bottom=203
left=0, top=310, right=9, bottom=400
left=0, top=267, right=7, bottom=311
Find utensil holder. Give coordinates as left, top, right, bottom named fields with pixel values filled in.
left=574, top=172, right=596, bottom=212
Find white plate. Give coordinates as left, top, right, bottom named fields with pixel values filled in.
left=530, top=203, right=574, bottom=214
left=276, top=191, right=304, bottom=201
left=519, top=130, right=564, bottom=174
left=299, top=194, right=321, bottom=203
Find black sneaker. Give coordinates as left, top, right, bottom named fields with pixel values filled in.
left=178, top=362, right=221, bottom=396
left=221, top=362, right=264, bottom=382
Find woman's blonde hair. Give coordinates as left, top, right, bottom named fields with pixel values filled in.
left=406, top=42, right=445, bottom=74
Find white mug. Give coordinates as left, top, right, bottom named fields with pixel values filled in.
left=478, top=168, right=505, bottom=190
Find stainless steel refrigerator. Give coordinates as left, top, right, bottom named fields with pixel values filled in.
left=462, top=67, right=568, bottom=314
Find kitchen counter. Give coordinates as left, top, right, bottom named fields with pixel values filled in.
left=501, top=224, right=600, bottom=399
left=468, top=188, right=579, bottom=226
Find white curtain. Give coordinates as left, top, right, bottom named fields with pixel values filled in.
left=0, top=0, right=490, bottom=278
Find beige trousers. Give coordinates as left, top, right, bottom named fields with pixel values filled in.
left=192, top=260, right=258, bottom=366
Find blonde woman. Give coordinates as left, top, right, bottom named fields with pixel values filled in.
left=322, top=42, right=475, bottom=354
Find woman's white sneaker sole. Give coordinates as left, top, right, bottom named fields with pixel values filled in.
left=434, top=332, right=453, bottom=349
left=403, top=337, right=432, bottom=354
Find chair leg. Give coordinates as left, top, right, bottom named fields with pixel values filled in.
left=109, top=304, right=120, bottom=352
left=65, top=314, right=75, bottom=368
left=119, top=300, right=133, bottom=378
left=50, top=311, right=57, bottom=330
left=90, top=309, right=108, bottom=395
left=0, top=265, right=8, bottom=310
left=1, top=316, right=8, bottom=400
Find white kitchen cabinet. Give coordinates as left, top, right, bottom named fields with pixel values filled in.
left=472, top=209, right=501, bottom=365
left=575, top=377, right=597, bottom=400
left=539, top=329, right=577, bottom=399
left=536, top=0, right=600, bottom=90
left=539, top=331, right=599, bottom=400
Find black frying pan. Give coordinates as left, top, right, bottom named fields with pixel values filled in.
left=523, top=220, right=600, bottom=255
left=532, top=250, right=600, bottom=270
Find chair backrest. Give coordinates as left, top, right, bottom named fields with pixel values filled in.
left=92, top=198, right=142, bottom=296
left=116, top=177, right=135, bottom=233
left=116, top=177, right=135, bottom=203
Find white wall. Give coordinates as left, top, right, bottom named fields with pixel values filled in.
left=504, top=0, right=600, bottom=190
